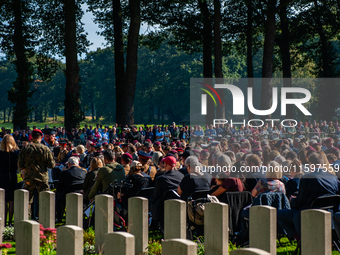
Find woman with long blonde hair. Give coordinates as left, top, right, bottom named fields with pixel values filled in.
left=82, top=157, right=103, bottom=204
left=0, top=134, right=19, bottom=226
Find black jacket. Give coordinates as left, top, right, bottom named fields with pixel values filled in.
left=57, top=165, right=86, bottom=195
left=152, top=169, right=184, bottom=221
left=291, top=169, right=338, bottom=210
left=126, top=131, right=142, bottom=143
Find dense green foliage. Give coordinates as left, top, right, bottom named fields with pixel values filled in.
left=1, top=0, right=340, bottom=127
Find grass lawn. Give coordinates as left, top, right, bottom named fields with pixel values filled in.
left=2, top=236, right=340, bottom=254
left=0, top=116, right=151, bottom=130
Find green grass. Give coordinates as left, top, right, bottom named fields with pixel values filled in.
left=1, top=116, right=151, bottom=130
left=2, top=237, right=340, bottom=254
left=276, top=237, right=340, bottom=255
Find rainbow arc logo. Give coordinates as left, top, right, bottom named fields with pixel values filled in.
left=199, top=82, right=222, bottom=115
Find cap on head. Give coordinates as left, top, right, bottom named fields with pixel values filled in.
left=43, top=128, right=56, bottom=135
left=32, top=129, right=43, bottom=136
left=138, top=151, right=152, bottom=160
left=326, top=138, right=333, bottom=144
left=164, top=156, right=177, bottom=167
left=131, top=160, right=142, bottom=168
left=143, top=142, right=152, bottom=148
left=122, top=153, right=133, bottom=161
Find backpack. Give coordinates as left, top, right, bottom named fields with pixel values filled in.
left=187, top=195, right=219, bottom=225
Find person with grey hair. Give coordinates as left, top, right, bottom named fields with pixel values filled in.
left=76, top=145, right=86, bottom=162
left=235, top=152, right=245, bottom=162
left=309, top=139, right=317, bottom=146
left=224, top=151, right=236, bottom=164
left=274, top=155, right=286, bottom=165
left=56, top=156, right=86, bottom=222
left=177, top=156, right=211, bottom=201
left=217, top=154, right=232, bottom=168
left=210, top=154, right=244, bottom=197
left=212, top=151, right=223, bottom=166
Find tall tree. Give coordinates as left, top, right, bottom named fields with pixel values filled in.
left=278, top=4, right=293, bottom=119
left=64, top=0, right=81, bottom=130
left=214, top=0, right=225, bottom=120
left=260, top=0, right=291, bottom=119
left=121, top=0, right=141, bottom=125
left=88, top=0, right=141, bottom=125
left=246, top=0, right=255, bottom=119
left=36, top=0, right=89, bottom=129
left=0, top=0, right=37, bottom=130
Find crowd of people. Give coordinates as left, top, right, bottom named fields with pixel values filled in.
left=0, top=120, right=340, bottom=250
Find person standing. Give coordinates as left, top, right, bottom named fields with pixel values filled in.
left=18, top=129, right=55, bottom=219
left=126, top=125, right=142, bottom=143
left=0, top=135, right=19, bottom=226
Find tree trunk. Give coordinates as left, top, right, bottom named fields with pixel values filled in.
left=161, top=107, right=165, bottom=123
left=8, top=108, right=11, bottom=123
left=113, top=0, right=125, bottom=124
left=9, top=0, right=32, bottom=130
left=4, top=108, right=6, bottom=123
left=199, top=0, right=214, bottom=124
left=44, top=108, right=47, bottom=121
left=246, top=0, right=254, bottom=119
left=214, top=0, right=225, bottom=120
left=279, top=6, right=293, bottom=119
left=121, top=0, right=141, bottom=126
left=157, top=107, right=160, bottom=121
left=260, top=1, right=276, bottom=119
left=91, top=102, right=95, bottom=121
left=64, top=0, right=81, bottom=131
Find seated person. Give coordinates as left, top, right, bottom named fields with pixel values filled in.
left=121, top=153, right=132, bottom=176
left=235, top=161, right=285, bottom=246
left=252, top=161, right=286, bottom=198
left=56, top=157, right=86, bottom=222
left=210, top=172, right=227, bottom=194
left=285, top=159, right=304, bottom=197
left=210, top=155, right=244, bottom=198
left=244, top=154, right=264, bottom=192
left=83, top=157, right=103, bottom=205
left=138, top=150, right=157, bottom=186
left=151, top=155, right=184, bottom=226
left=88, top=150, right=126, bottom=200
left=121, top=161, right=151, bottom=208
left=177, top=156, right=211, bottom=201
left=333, top=212, right=340, bottom=240
left=277, top=152, right=338, bottom=241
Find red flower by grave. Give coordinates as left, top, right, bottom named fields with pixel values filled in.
left=0, top=243, right=12, bottom=249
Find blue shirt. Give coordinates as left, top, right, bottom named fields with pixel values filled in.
left=195, top=130, right=204, bottom=136
left=156, top=131, right=164, bottom=141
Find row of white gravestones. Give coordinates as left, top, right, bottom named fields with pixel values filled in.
left=10, top=189, right=332, bottom=255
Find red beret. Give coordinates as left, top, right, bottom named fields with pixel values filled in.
left=330, top=147, right=339, bottom=153
left=326, top=138, right=333, bottom=143
left=306, top=146, right=316, bottom=152
left=154, top=141, right=161, bottom=146
left=170, top=149, right=178, bottom=154
left=164, top=156, right=177, bottom=167
left=122, top=153, right=133, bottom=160
left=32, top=129, right=43, bottom=136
